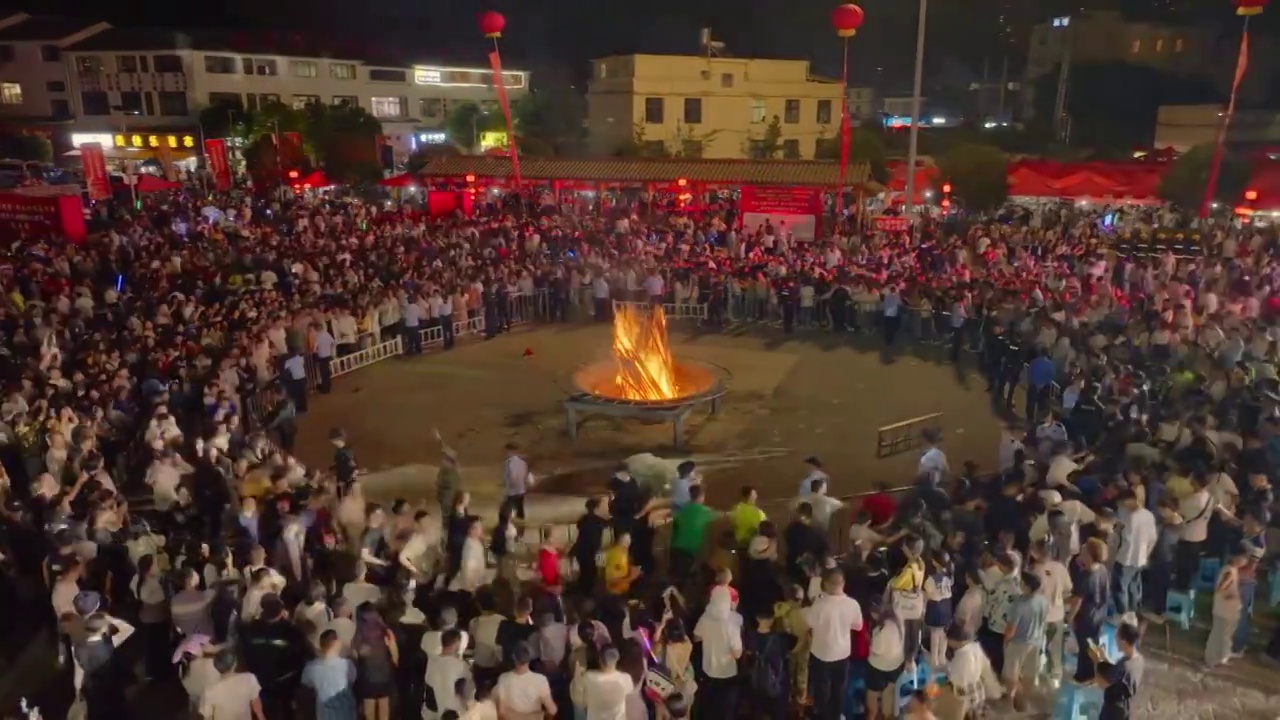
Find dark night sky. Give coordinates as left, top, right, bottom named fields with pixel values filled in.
left=8, top=0, right=1274, bottom=94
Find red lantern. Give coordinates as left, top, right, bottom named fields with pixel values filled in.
left=1236, top=0, right=1267, bottom=15
left=831, top=4, right=865, bottom=38
left=479, top=10, right=506, bottom=38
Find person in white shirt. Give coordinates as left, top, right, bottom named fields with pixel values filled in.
left=470, top=598, right=506, bottom=676
left=1172, top=475, right=1215, bottom=591
left=797, top=456, right=828, bottom=496
left=449, top=519, right=487, bottom=593
left=421, top=606, right=470, bottom=658
left=241, top=567, right=277, bottom=622
left=866, top=609, right=906, bottom=720
left=1114, top=489, right=1157, bottom=622
left=802, top=568, right=863, bottom=720
left=693, top=586, right=742, bottom=714
left=584, top=645, right=634, bottom=720
left=326, top=597, right=358, bottom=653
left=1030, top=491, right=1096, bottom=559
left=342, top=563, right=383, bottom=609
left=495, top=644, right=556, bottom=720
left=425, top=628, right=473, bottom=719
left=795, top=477, right=844, bottom=531
left=936, top=626, right=1002, bottom=719
left=199, top=648, right=265, bottom=720
left=918, top=430, right=948, bottom=486
left=1028, top=541, right=1072, bottom=686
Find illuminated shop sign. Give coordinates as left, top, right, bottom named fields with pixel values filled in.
left=413, top=66, right=526, bottom=89
left=111, top=133, right=198, bottom=150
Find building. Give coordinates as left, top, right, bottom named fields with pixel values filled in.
left=36, top=25, right=528, bottom=163
left=586, top=53, right=846, bottom=160
left=1025, top=11, right=1208, bottom=83
left=0, top=14, right=110, bottom=122
left=1155, top=104, right=1280, bottom=151
left=847, top=87, right=876, bottom=121
left=879, top=95, right=924, bottom=119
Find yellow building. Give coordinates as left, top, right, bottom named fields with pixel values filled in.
left=587, top=54, right=847, bottom=160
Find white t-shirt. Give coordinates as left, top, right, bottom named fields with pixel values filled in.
left=918, top=447, right=948, bottom=484
left=584, top=669, right=635, bottom=720
left=868, top=620, right=906, bottom=672
left=182, top=656, right=222, bottom=706
left=803, top=593, right=864, bottom=662
left=496, top=670, right=551, bottom=715
left=424, top=653, right=472, bottom=719
left=1045, top=455, right=1080, bottom=487
left=199, top=672, right=262, bottom=720
left=694, top=613, right=743, bottom=679
left=1179, top=490, right=1213, bottom=542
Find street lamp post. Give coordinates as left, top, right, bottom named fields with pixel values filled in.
left=903, top=0, right=928, bottom=217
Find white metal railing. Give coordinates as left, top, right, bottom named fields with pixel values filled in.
left=611, top=300, right=709, bottom=321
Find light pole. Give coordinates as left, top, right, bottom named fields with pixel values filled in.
left=902, top=0, right=928, bottom=217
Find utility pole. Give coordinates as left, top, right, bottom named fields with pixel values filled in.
left=903, top=0, right=928, bottom=217
left=1052, top=17, right=1074, bottom=143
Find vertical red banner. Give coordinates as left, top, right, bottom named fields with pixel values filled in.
left=204, top=138, right=232, bottom=191
left=80, top=142, right=110, bottom=200
left=487, top=50, right=522, bottom=186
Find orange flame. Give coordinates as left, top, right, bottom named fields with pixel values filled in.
left=612, top=305, right=680, bottom=400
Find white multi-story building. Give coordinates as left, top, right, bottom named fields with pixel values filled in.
left=0, top=14, right=110, bottom=122
left=37, top=25, right=527, bottom=162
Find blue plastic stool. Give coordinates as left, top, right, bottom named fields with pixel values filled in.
left=842, top=665, right=867, bottom=719
left=1053, top=683, right=1104, bottom=719
left=1165, top=589, right=1196, bottom=631
left=1195, top=557, right=1222, bottom=593
left=893, top=663, right=932, bottom=716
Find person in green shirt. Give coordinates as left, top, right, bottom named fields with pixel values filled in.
left=670, top=484, right=716, bottom=580
left=729, top=485, right=766, bottom=546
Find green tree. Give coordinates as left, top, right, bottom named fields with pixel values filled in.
left=304, top=103, right=384, bottom=185
left=760, top=115, right=783, bottom=159
left=814, top=127, right=889, bottom=183
left=445, top=102, right=506, bottom=151
left=1158, top=143, right=1251, bottom=210
left=0, top=133, right=52, bottom=162
left=198, top=101, right=248, bottom=140
left=512, top=86, right=586, bottom=156
left=614, top=125, right=670, bottom=158
left=672, top=123, right=721, bottom=158
left=937, top=143, right=1008, bottom=212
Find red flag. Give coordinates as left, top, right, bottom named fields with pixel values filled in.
left=79, top=142, right=110, bottom=200
left=488, top=50, right=522, bottom=186
left=204, top=138, right=233, bottom=191
left=1201, top=29, right=1250, bottom=218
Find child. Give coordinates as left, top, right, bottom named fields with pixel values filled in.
left=923, top=550, right=954, bottom=669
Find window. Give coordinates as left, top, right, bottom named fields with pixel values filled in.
left=208, top=92, right=243, bottom=110
left=330, top=63, right=356, bottom=80
left=0, top=46, right=13, bottom=63
left=750, top=98, right=766, bottom=123
left=143, top=92, right=155, bottom=116
left=816, top=99, right=832, bottom=125
left=683, top=98, right=702, bottom=124
left=1155, top=38, right=1164, bottom=52
left=369, top=68, right=407, bottom=82
left=747, top=138, right=766, bottom=160
left=644, top=97, right=664, bottom=124
left=252, top=59, right=278, bottom=76
left=81, top=91, right=110, bottom=115
left=117, top=55, right=139, bottom=73
left=153, top=55, right=182, bottom=73
left=420, top=98, right=444, bottom=117
left=291, top=61, right=318, bottom=78
left=118, top=91, right=144, bottom=114
left=40, top=45, right=60, bottom=62
left=157, top=91, right=188, bottom=116
left=720, top=73, right=734, bottom=88
left=782, top=139, right=800, bottom=159
left=46, top=81, right=66, bottom=92
left=139, top=56, right=150, bottom=72
left=1174, top=38, right=1184, bottom=52
left=50, top=99, right=70, bottom=117
left=0, top=82, right=20, bottom=105
left=204, top=55, right=238, bottom=74
left=75, top=56, right=102, bottom=73
left=293, top=94, right=320, bottom=109
left=784, top=99, right=800, bottom=124
left=333, top=95, right=358, bottom=107
left=1131, top=39, right=1141, bottom=53
left=370, top=96, right=406, bottom=118
left=245, top=93, right=280, bottom=111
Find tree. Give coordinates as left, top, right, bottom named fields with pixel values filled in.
left=937, top=143, right=1008, bottom=212
left=198, top=100, right=248, bottom=141
left=814, top=127, right=889, bottom=183
left=758, top=115, right=783, bottom=159
left=614, top=125, right=671, bottom=158
left=512, top=86, right=586, bottom=156
left=672, top=123, right=721, bottom=158
left=0, top=133, right=52, bottom=162
left=445, top=102, right=506, bottom=151
left=1158, top=143, right=1251, bottom=210
left=304, top=103, right=384, bottom=185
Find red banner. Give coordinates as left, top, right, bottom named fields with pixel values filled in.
left=740, top=186, right=823, bottom=216
left=79, top=142, right=110, bottom=200
left=1201, top=29, right=1250, bottom=218
left=0, top=193, right=87, bottom=243
left=204, top=138, right=232, bottom=191
left=873, top=215, right=912, bottom=233
left=488, top=50, right=522, bottom=186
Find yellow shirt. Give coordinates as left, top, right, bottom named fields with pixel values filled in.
left=1166, top=474, right=1193, bottom=502
left=604, top=544, right=632, bottom=595
left=729, top=502, right=766, bottom=546
left=889, top=558, right=925, bottom=592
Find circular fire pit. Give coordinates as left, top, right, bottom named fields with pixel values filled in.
left=570, top=358, right=726, bottom=408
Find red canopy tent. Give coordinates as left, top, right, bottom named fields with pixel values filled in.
left=113, top=174, right=181, bottom=193
left=378, top=173, right=419, bottom=188
left=296, top=170, right=334, bottom=188
left=1245, top=163, right=1280, bottom=210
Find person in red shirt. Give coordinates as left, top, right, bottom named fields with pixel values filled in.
left=861, top=482, right=899, bottom=529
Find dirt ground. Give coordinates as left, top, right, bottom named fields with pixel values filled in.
left=291, top=320, right=1004, bottom=519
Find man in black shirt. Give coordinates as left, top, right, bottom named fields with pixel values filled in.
left=1096, top=622, right=1144, bottom=720
left=783, top=502, right=828, bottom=585
left=573, top=497, right=608, bottom=594
left=331, top=427, right=358, bottom=496
left=241, top=594, right=310, bottom=719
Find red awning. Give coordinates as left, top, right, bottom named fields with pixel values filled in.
left=378, top=173, right=419, bottom=188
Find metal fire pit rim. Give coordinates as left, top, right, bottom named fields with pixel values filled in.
left=564, top=357, right=731, bottom=409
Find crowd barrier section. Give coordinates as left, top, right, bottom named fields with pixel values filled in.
left=876, top=413, right=944, bottom=459
left=610, top=299, right=710, bottom=322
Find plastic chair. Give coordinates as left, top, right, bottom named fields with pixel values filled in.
left=1053, top=682, right=1104, bottom=719
left=1195, top=557, right=1222, bottom=593
left=1165, top=589, right=1196, bottom=631
left=842, top=669, right=867, bottom=719
left=893, top=663, right=932, bottom=716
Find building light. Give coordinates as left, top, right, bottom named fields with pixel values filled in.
left=942, top=183, right=952, bottom=194
left=676, top=178, right=688, bottom=187
left=412, top=65, right=526, bottom=88
left=465, top=173, right=476, bottom=184
left=418, top=132, right=447, bottom=144
left=1245, top=189, right=1259, bottom=201
left=70, top=133, right=115, bottom=147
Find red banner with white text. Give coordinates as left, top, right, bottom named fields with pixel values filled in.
left=79, top=142, right=110, bottom=200
left=204, top=138, right=232, bottom=191
left=739, top=186, right=823, bottom=241
left=0, top=192, right=87, bottom=243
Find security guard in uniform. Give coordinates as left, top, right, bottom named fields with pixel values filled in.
left=995, top=331, right=1024, bottom=410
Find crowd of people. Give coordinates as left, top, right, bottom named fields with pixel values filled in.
left=0, top=185, right=1275, bottom=720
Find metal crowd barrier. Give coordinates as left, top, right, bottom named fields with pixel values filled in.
left=876, top=412, right=944, bottom=458
left=611, top=299, right=709, bottom=321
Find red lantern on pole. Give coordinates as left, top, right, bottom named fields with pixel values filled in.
left=1235, top=0, right=1267, bottom=15
left=479, top=10, right=506, bottom=38
left=831, top=3, right=865, bottom=37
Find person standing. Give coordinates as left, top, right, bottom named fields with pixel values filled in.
left=313, top=320, right=336, bottom=394
left=402, top=292, right=423, bottom=355
left=1113, top=489, right=1157, bottom=624
left=74, top=614, right=135, bottom=720
left=1095, top=623, right=1144, bottom=720
left=265, top=387, right=298, bottom=453
left=693, top=586, right=743, bottom=720
left=438, top=292, right=455, bottom=349
left=301, top=630, right=359, bottom=720
left=200, top=648, right=266, bottom=720
left=802, top=568, right=864, bottom=720
left=501, top=442, right=530, bottom=526
left=495, top=644, right=557, bottom=720
left=424, top=628, right=472, bottom=719
left=1029, top=540, right=1072, bottom=687
left=1205, top=552, right=1246, bottom=668
left=1025, top=349, right=1055, bottom=424
left=331, top=428, right=358, bottom=497
left=1068, top=539, right=1110, bottom=683
left=670, top=485, right=716, bottom=580
left=584, top=645, right=634, bottom=720
left=282, top=351, right=308, bottom=414
left=882, top=285, right=902, bottom=346
left=573, top=498, right=609, bottom=594
left=1001, top=573, right=1048, bottom=712
left=435, top=429, right=463, bottom=516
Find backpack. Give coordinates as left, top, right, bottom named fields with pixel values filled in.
left=750, top=633, right=786, bottom=700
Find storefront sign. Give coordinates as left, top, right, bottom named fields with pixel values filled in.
left=0, top=193, right=86, bottom=243
left=79, top=142, right=110, bottom=201
left=872, top=215, right=912, bottom=233
left=740, top=186, right=824, bottom=242
left=204, top=138, right=232, bottom=191
left=112, top=133, right=198, bottom=150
